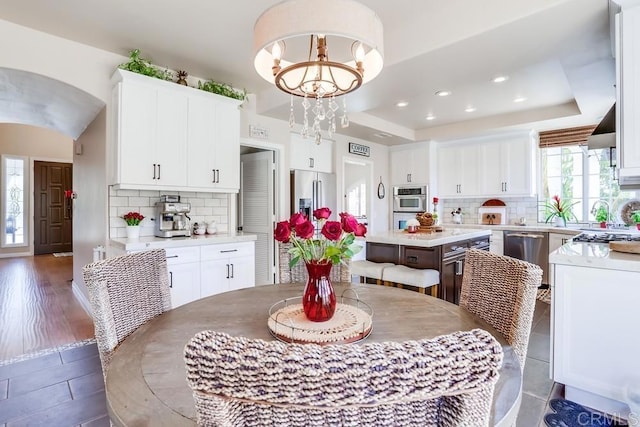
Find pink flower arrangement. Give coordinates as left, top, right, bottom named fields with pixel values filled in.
left=274, top=208, right=366, bottom=266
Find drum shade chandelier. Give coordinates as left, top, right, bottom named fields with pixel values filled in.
left=254, top=0, right=384, bottom=143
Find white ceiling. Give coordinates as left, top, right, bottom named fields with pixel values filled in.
left=0, top=0, right=617, bottom=145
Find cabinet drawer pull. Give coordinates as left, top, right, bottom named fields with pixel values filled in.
left=169, top=271, right=173, bottom=288
left=153, top=164, right=157, bottom=180
left=230, top=263, right=234, bottom=278
left=212, top=169, right=215, bottom=183
left=455, top=260, right=463, bottom=275
left=157, top=164, right=161, bottom=179
left=226, top=264, right=230, bottom=279
left=406, top=255, right=418, bottom=264
left=220, top=249, right=238, bottom=253
left=166, top=255, right=179, bottom=259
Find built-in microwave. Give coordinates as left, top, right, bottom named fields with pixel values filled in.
left=392, top=185, right=428, bottom=213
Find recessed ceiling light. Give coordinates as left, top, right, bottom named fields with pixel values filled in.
left=396, top=101, right=409, bottom=107
left=465, top=106, right=477, bottom=113
left=492, top=75, right=509, bottom=83
left=513, top=96, right=527, bottom=103
left=435, top=90, right=451, bottom=97
left=425, top=115, right=436, bottom=121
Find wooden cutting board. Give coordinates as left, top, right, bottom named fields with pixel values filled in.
left=481, top=213, right=502, bottom=225
left=609, top=241, right=640, bottom=254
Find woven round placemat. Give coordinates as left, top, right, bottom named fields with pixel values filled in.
left=268, top=303, right=373, bottom=345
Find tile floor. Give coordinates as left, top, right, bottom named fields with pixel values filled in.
left=0, top=342, right=109, bottom=427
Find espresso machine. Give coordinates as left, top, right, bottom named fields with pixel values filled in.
left=154, top=195, right=191, bottom=237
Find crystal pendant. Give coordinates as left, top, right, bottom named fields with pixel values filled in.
left=288, top=95, right=295, bottom=128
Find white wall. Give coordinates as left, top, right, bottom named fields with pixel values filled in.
left=332, top=134, right=390, bottom=235
left=0, top=124, right=73, bottom=257
left=72, top=108, right=107, bottom=304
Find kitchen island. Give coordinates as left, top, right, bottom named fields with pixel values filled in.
left=365, top=228, right=491, bottom=304
left=549, top=241, right=640, bottom=420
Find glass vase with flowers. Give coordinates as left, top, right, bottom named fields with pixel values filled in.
left=273, top=208, right=366, bottom=322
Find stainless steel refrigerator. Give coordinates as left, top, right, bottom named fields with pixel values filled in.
left=290, top=170, right=337, bottom=224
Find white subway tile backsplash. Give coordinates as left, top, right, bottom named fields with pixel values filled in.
left=109, top=191, right=230, bottom=238
left=110, top=197, right=129, bottom=207
left=128, top=197, right=151, bottom=207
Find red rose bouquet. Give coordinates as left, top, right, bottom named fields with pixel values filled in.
left=274, top=208, right=366, bottom=266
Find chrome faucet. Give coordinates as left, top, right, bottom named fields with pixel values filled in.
left=590, top=200, right=610, bottom=225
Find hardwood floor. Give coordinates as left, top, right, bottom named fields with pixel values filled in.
left=0, top=255, right=94, bottom=361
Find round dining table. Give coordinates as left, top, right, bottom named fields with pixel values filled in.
left=106, top=283, right=522, bottom=426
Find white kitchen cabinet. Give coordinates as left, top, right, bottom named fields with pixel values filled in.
left=200, top=241, right=255, bottom=296
left=111, top=69, right=241, bottom=192
left=489, top=230, right=504, bottom=255
left=437, top=143, right=479, bottom=197
left=187, top=94, right=241, bottom=191
left=617, top=5, right=640, bottom=187
left=552, top=263, right=640, bottom=418
left=289, top=133, right=333, bottom=173
left=437, top=132, right=534, bottom=198
left=112, top=72, right=188, bottom=189
left=390, top=145, right=429, bottom=185
left=165, top=246, right=201, bottom=308
left=479, top=135, right=535, bottom=197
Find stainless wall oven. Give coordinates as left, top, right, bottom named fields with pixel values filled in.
left=392, top=185, right=428, bottom=213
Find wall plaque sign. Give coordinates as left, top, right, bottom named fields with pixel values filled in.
left=348, top=142, right=370, bottom=157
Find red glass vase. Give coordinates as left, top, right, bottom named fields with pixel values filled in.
left=302, top=261, right=336, bottom=322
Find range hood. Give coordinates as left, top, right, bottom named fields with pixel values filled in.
left=587, top=104, right=616, bottom=149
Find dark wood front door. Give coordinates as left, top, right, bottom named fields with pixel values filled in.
left=34, top=161, right=73, bottom=255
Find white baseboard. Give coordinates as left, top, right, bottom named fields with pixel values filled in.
left=0, top=251, right=32, bottom=258
left=72, top=279, right=93, bottom=317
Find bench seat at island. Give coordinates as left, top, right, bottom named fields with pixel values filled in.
left=365, top=229, right=491, bottom=304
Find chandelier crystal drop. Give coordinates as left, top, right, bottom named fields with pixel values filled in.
left=254, top=0, right=383, bottom=144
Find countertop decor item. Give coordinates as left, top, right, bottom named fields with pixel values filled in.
left=267, top=293, right=373, bottom=344
left=253, top=0, right=383, bottom=143
left=451, top=207, right=463, bottom=224
left=631, top=210, right=640, bottom=230
left=273, top=208, right=366, bottom=321
left=406, top=218, right=420, bottom=233
left=416, top=212, right=434, bottom=227
left=122, top=211, right=144, bottom=226
left=621, top=200, right=640, bottom=225
left=543, top=195, right=577, bottom=227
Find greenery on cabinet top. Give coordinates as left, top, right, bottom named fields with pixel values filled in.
left=118, top=49, right=246, bottom=101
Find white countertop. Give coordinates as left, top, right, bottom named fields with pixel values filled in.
left=439, top=222, right=583, bottom=235
left=366, top=228, right=491, bottom=248
left=110, top=233, right=257, bottom=251
left=549, top=241, right=640, bottom=273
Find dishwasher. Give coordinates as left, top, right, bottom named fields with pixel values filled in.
left=503, top=231, right=549, bottom=285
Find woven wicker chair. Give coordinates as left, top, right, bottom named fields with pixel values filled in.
left=278, top=242, right=351, bottom=283
left=82, top=248, right=172, bottom=377
left=460, top=249, right=543, bottom=370
left=184, top=329, right=504, bottom=427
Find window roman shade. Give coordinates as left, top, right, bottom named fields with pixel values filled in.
left=538, top=125, right=597, bottom=148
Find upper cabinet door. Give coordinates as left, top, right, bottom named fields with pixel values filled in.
left=155, top=89, right=188, bottom=187
left=214, top=103, right=241, bottom=190
left=437, top=143, right=478, bottom=197
left=618, top=6, right=640, bottom=185
left=187, top=95, right=217, bottom=188
left=290, top=133, right=333, bottom=173
left=478, top=135, right=534, bottom=197
left=115, top=80, right=157, bottom=187
left=390, top=145, right=429, bottom=185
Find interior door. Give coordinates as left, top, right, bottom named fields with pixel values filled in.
left=240, top=151, right=275, bottom=285
left=34, top=161, right=72, bottom=255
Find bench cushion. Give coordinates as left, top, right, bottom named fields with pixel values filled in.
left=382, top=265, right=439, bottom=288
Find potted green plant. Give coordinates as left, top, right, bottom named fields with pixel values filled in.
left=594, top=206, right=609, bottom=228
left=119, top=49, right=172, bottom=81
left=631, top=210, right=640, bottom=231
left=543, top=195, right=578, bottom=227
left=197, top=80, right=246, bottom=101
